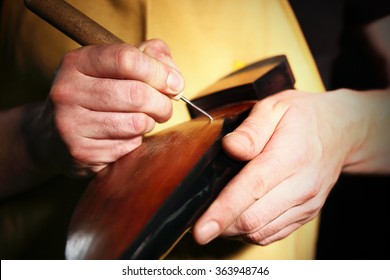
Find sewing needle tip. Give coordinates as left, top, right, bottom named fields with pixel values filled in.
left=180, top=96, right=213, bottom=122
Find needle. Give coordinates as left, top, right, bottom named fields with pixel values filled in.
left=180, top=96, right=213, bottom=122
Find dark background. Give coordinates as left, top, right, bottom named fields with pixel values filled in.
left=290, top=0, right=390, bottom=259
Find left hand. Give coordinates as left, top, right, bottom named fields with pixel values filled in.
left=193, top=89, right=365, bottom=245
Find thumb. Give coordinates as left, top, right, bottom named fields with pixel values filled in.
left=138, top=39, right=185, bottom=100
left=222, top=98, right=289, bottom=161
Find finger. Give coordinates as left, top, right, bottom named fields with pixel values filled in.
left=222, top=176, right=301, bottom=237
left=222, top=95, right=290, bottom=161
left=68, top=137, right=143, bottom=171
left=193, top=147, right=296, bottom=245
left=62, top=43, right=184, bottom=96
left=222, top=169, right=322, bottom=236
left=222, top=202, right=317, bottom=246
left=69, top=77, right=173, bottom=123
left=138, top=39, right=184, bottom=100
left=243, top=210, right=317, bottom=246
left=245, top=221, right=305, bottom=246
left=76, top=111, right=155, bottom=139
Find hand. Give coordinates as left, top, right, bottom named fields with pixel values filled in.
left=25, top=39, right=184, bottom=176
left=193, top=89, right=376, bottom=245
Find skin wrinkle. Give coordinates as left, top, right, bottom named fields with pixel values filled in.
left=127, top=81, right=148, bottom=109
left=258, top=222, right=302, bottom=246
left=250, top=180, right=325, bottom=244
left=253, top=210, right=309, bottom=245
left=228, top=171, right=298, bottom=237
left=128, top=113, right=153, bottom=135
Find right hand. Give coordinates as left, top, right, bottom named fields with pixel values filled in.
left=26, top=39, right=184, bottom=176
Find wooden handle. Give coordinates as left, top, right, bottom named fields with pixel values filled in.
left=24, top=0, right=123, bottom=45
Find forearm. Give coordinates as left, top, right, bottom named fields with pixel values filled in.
left=0, top=103, right=54, bottom=199
left=341, top=87, right=390, bottom=174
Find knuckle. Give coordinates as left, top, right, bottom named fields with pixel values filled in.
left=300, top=181, right=322, bottom=202
left=101, top=113, right=154, bottom=138
left=302, top=198, right=322, bottom=217
left=115, top=44, right=139, bottom=76
left=244, top=230, right=267, bottom=245
left=249, top=225, right=283, bottom=246
left=304, top=185, right=320, bottom=201
left=116, top=44, right=168, bottom=88
left=257, top=239, right=271, bottom=246
left=113, top=137, right=143, bottom=158
left=150, top=63, right=166, bottom=86
left=257, top=235, right=275, bottom=246
left=156, top=97, right=173, bottom=123
left=250, top=174, right=268, bottom=200
left=235, top=211, right=262, bottom=233
left=51, top=72, right=81, bottom=106
left=142, top=39, right=171, bottom=56
left=128, top=82, right=148, bottom=109
left=129, top=114, right=154, bottom=134
left=103, top=114, right=122, bottom=135
left=60, top=51, right=77, bottom=68
left=50, top=77, right=73, bottom=104
left=303, top=206, right=319, bottom=218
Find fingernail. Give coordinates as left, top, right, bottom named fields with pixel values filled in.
left=167, top=70, right=184, bottom=93
left=172, top=90, right=184, bottom=101
left=197, top=221, right=220, bottom=244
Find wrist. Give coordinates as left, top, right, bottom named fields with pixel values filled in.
left=334, top=88, right=390, bottom=173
